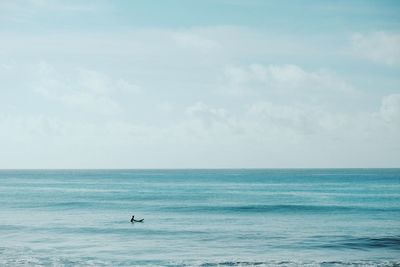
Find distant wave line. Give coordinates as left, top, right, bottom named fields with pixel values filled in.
left=160, top=204, right=400, bottom=214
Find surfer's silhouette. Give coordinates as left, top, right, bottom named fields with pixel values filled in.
left=130, top=215, right=144, bottom=223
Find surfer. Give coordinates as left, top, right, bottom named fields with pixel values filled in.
left=130, top=215, right=144, bottom=223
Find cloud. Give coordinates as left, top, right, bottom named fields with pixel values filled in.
left=0, top=0, right=98, bottom=24
left=1, top=20, right=399, bottom=167
left=248, top=102, right=324, bottom=135
left=222, top=64, right=357, bottom=97
left=77, top=69, right=114, bottom=95
left=247, top=100, right=361, bottom=139
left=33, top=62, right=141, bottom=114
left=172, top=32, right=222, bottom=50
left=381, top=93, right=400, bottom=124
left=351, top=32, right=400, bottom=65
left=186, top=102, right=227, bottom=123
left=185, top=102, right=243, bottom=135
left=1, top=95, right=399, bottom=168
left=20, top=0, right=97, bottom=12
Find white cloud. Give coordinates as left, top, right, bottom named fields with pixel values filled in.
left=24, top=0, right=97, bottom=12
left=0, top=0, right=98, bottom=23
left=1, top=95, right=399, bottom=168
left=33, top=62, right=141, bottom=115
left=351, top=32, right=400, bottom=65
left=381, top=93, right=400, bottom=124
left=77, top=69, right=113, bottom=95
left=186, top=102, right=227, bottom=122
left=172, top=32, right=221, bottom=50
left=248, top=102, right=324, bottom=134
left=185, top=102, right=242, bottom=135
left=1, top=22, right=399, bottom=167
left=222, top=64, right=357, bottom=97
left=115, top=79, right=142, bottom=94
left=247, top=100, right=360, bottom=139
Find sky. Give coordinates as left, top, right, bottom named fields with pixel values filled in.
left=0, top=0, right=399, bottom=168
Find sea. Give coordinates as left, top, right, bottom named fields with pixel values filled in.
left=0, top=169, right=399, bottom=266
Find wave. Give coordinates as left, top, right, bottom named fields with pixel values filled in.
left=16, top=201, right=400, bottom=215
left=197, top=260, right=400, bottom=266
left=45, top=201, right=95, bottom=208
left=318, top=236, right=400, bottom=250
left=0, top=255, right=399, bottom=267
left=161, top=204, right=400, bottom=214
left=197, top=261, right=400, bottom=266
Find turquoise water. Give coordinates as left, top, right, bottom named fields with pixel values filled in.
left=0, top=169, right=399, bottom=266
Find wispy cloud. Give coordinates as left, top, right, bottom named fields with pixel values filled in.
left=173, top=32, right=222, bottom=51
left=33, top=62, right=141, bottom=115
left=381, top=93, right=400, bottom=124
left=27, top=0, right=98, bottom=11
left=1, top=1, right=399, bottom=167
left=0, top=0, right=100, bottom=24
left=351, top=32, right=400, bottom=65
left=222, top=64, right=358, bottom=99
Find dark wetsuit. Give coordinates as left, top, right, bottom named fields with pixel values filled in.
left=131, top=215, right=143, bottom=222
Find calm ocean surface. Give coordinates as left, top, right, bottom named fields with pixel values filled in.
left=0, top=169, right=399, bottom=266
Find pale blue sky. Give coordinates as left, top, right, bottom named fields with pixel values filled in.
left=0, top=0, right=399, bottom=168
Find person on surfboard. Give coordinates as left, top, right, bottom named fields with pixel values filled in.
left=130, top=215, right=144, bottom=223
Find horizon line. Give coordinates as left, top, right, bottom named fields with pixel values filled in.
left=0, top=167, right=400, bottom=171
